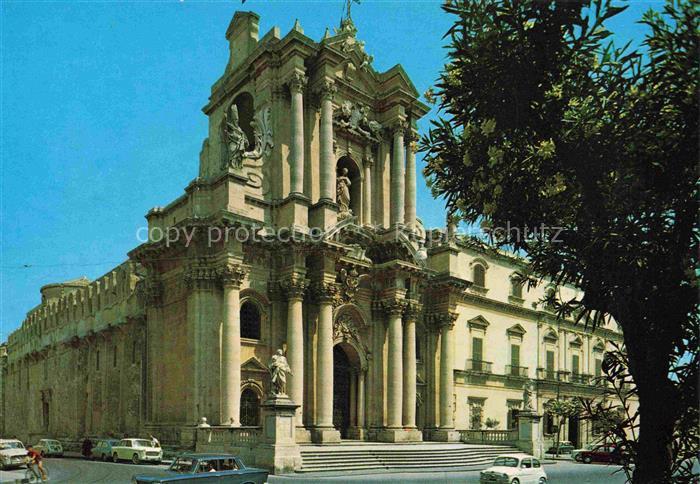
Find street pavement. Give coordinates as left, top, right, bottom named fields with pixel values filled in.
left=0, top=456, right=629, bottom=483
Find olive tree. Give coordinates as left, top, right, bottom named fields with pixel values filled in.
left=421, top=1, right=698, bottom=482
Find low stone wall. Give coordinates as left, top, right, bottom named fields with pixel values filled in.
left=194, top=426, right=262, bottom=467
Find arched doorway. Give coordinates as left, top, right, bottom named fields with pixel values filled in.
left=332, top=342, right=362, bottom=439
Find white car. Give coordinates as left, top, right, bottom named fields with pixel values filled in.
left=480, top=453, right=547, bottom=484
left=111, top=438, right=162, bottom=465
left=34, top=438, right=64, bottom=457
left=0, top=439, right=29, bottom=470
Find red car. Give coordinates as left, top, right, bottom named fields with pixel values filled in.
left=578, top=444, right=625, bottom=464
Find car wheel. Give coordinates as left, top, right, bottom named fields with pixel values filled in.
left=102, top=453, right=107, bottom=461
left=539, top=478, right=547, bottom=483
left=132, top=453, right=140, bottom=465
left=574, top=454, right=582, bottom=462
left=511, top=479, right=520, bottom=484
left=112, top=453, right=119, bottom=463
left=583, top=455, right=593, bottom=464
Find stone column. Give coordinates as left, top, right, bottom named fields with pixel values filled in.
left=349, top=371, right=357, bottom=427
left=363, top=148, right=373, bottom=225
left=390, top=121, right=406, bottom=226
left=280, top=276, right=309, bottom=426
left=433, top=312, right=460, bottom=441
left=385, top=301, right=404, bottom=429
left=319, top=80, right=336, bottom=202
left=358, top=368, right=366, bottom=429
left=219, top=263, right=248, bottom=426
left=404, top=131, right=417, bottom=230
left=289, top=72, right=307, bottom=195
left=312, top=282, right=341, bottom=443
left=402, top=304, right=420, bottom=428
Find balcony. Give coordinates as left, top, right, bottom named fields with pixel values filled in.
left=570, top=373, right=591, bottom=385
left=466, top=359, right=492, bottom=373
left=537, top=368, right=562, bottom=381
left=505, top=365, right=529, bottom=378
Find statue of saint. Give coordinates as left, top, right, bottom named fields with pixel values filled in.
left=522, top=379, right=535, bottom=411
left=224, top=103, right=248, bottom=169
left=337, top=168, right=352, bottom=217
left=268, top=349, right=292, bottom=396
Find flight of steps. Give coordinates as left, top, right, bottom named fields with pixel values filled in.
left=298, top=442, right=519, bottom=473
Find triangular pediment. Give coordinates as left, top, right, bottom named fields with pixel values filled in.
left=468, top=315, right=490, bottom=330
left=241, top=357, right=268, bottom=373
left=506, top=324, right=527, bottom=337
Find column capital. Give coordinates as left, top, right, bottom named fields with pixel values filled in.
left=391, top=119, right=408, bottom=137
left=428, top=311, right=458, bottom=330
left=279, top=275, right=310, bottom=301
left=316, top=78, right=337, bottom=101
left=380, top=298, right=408, bottom=317
left=403, top=301, right=423, bottom=322
left=217, top=263, right=249, bottom=289
left=311, top=281, right=341, bottom=304
left=289, top=71, right=308, bottom=94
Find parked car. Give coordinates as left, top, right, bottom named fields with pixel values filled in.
left=480, top=453, right=547, bottom=483
left=0, top=439, right=29, bottom=470
left=111, top=438, right=162, bottom=465
left=578, top=444, right=625, bottom=464
left=34, top=438, right=64, bottom=457
left=545, top=440, right=574, bottom=454
left=91, top=438, right=121, bottom=461
left=571, top=444, right=596, bottom=461
left=132, top=453, right=269, bottom=484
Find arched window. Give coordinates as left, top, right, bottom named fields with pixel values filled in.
left=240, top=388, right=260, bottom=426
left=473, top=264, right=486, bottom=287
left=240, top=301, right=261, bottom=340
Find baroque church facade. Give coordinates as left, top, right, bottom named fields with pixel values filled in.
left=3, top=11, right=623, bottom=454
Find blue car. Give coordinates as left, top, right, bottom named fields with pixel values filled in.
left=91, top=439, right=121, bottom=461
left=132, top=453, right=268, bottom=484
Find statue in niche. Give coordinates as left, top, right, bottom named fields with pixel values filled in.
left=224, top=104, right=247, bottom=169
left=337, top=168, right=352, bottom=219
left=268, top=349, right=292, bottom=397
left=223, top=103, right=274, bottom=173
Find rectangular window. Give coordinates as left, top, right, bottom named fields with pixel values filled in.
left=595, top=358, right=603, bottom=377
left=510, top=344, right=520, bottom=369
left=546, top=350, right=555, bottom=379
left=472, top=337, right=483, bottom=363
left=572, top=354, right=580, bottom=375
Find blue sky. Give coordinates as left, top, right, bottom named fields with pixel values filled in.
left=0, top=0, right=661, bottom=340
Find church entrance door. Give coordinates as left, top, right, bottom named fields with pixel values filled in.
left=333, top=345, right=352, bottom=438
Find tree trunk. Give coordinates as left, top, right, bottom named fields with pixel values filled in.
left=623, top=320, right=677, bottom=484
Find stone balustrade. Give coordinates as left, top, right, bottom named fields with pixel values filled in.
left=460, top=429, right=519, bottom=444
left=197, top=426, right=261, bottom=446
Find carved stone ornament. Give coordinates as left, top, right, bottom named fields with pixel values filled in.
left=403, top=301, right=423, bottom=321
left=268, top=348, right=292, bottom=397
left=381, top=298, right=408, bottom=317
left=334, top=101, right=382, bottom=141
left=135, top=271, right=163, bottom=307
left=338, top=267, right=360, bottom=302
left=522, top=379, right=536, bottom=411
left=223, top=103, right=247, bottom=170
left=184, top=263, right=220, bottom=290
left=318, top=79, right=337, bottom=101
left=429, top=311, right=458, bottom=330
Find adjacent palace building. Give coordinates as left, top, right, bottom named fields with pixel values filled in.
left=3, top=11, right=623, bottom=460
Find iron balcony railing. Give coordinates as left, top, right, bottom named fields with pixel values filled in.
left=569, top=373, right=591, bottom=385
left=505, top=365, right=529, bottom=377
left=466, top=359, right=493, bottom=373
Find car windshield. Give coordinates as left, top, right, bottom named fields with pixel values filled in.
left=170, top=458, right=195, bottom=473
left=0, top=441, right=24, bottom=450
left=134, top=440, right=154, bottom=448
left=493, top=457, right=519, bottom=467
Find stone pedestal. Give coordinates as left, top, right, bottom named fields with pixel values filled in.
left=516, top=411, right=543, bottom=458
left=278, top=193, right=310, bottom=232
left=310, top=427, right=341, bottom=444
left=257, top=395, right=302, bottom=474
left=377, top=428, right=423, bottom=443
left=309, top=199, right=338, bottom=230
left=428, top=429, right=461, bottom=442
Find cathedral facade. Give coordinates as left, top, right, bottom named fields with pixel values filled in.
left=3, top=11, right=622, bottom=455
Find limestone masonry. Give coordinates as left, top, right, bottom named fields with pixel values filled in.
left=2, top=10, right=625, bottom=471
